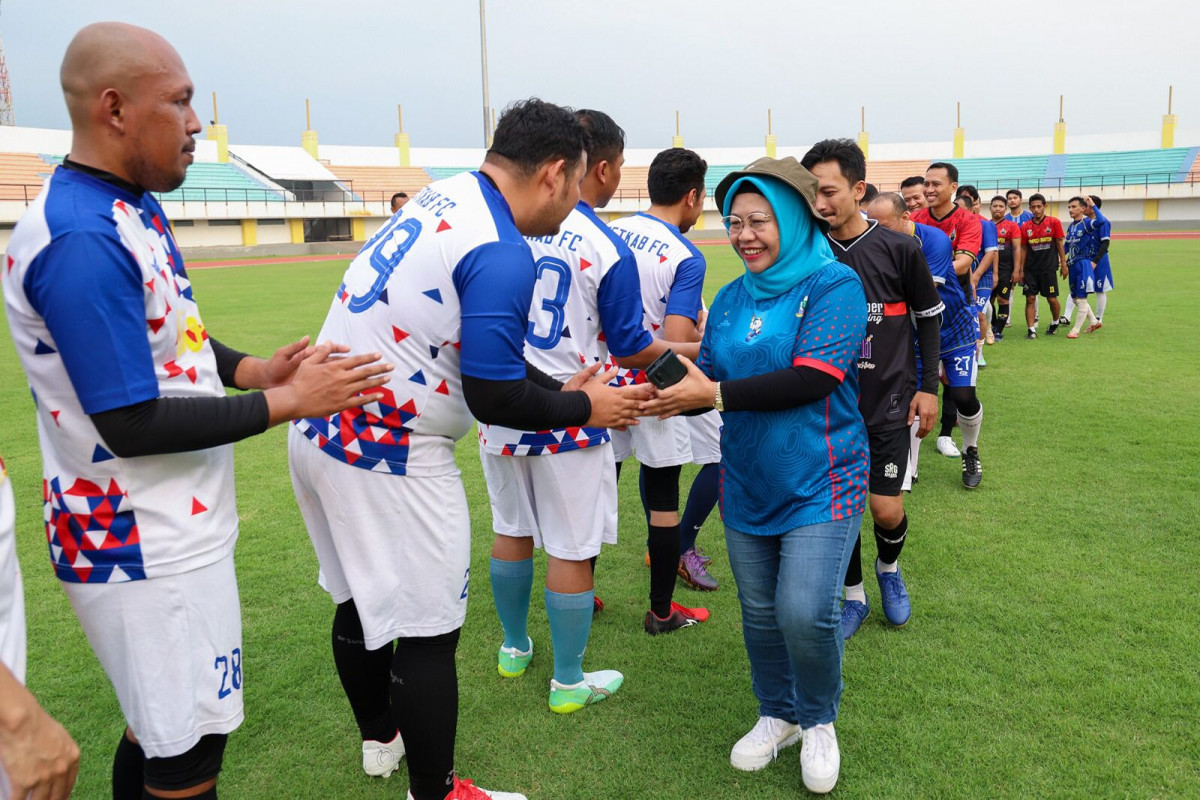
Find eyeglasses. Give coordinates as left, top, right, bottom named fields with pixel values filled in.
left=722, top=213, right=774, bottom=235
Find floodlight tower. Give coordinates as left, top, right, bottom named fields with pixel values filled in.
left=0, top=1, right=15, bottom=126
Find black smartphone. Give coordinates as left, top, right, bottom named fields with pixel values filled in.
left=644, top=348, right=688, bottom=389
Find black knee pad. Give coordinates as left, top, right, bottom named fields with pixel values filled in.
left=947, top=386, right=980, bottom=417
left=143, top=734, right=228, bottom=792
left=641, top=464, right=682, bottom=512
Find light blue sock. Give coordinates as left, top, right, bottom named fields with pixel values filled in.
left=544, top=588, right=593, bottom=686
left=490, top=557, right=533, bottom=650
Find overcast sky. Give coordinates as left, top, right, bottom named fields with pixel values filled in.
left=6, top=0, right=1197, bottom=149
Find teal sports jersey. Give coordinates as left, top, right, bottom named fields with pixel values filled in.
left=698, top=264, right=868, bottom=535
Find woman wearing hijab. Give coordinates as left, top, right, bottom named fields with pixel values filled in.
left=643, top=158, right=868, bottom=795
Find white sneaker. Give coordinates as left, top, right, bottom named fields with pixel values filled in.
left=364, top=732, right=404, bottom=778
left=800, top=723, right=840, bottom=794
left=730, top=715, right=801, bottom=771
left=936, top=436, right=961, bottom=458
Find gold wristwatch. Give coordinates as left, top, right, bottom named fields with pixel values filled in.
left=714, top=382, right=724, bottom=412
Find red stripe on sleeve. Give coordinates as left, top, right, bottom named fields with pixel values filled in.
left=883, top=301, right=908, bottom=316
left=793, top=356, right=845, bottom=382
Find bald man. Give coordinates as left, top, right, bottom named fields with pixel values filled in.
left=3, top=23, right=389, bottom=800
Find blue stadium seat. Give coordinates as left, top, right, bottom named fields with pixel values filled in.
left=41, top=156, right=286, bottom=202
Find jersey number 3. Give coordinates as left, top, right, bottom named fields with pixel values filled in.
left=526, top=256, right=572, bottom=350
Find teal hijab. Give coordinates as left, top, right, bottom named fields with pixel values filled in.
left=722, top=175, right=839, bottom=301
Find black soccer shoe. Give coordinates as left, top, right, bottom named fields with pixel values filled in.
left=1025, top=329, right=1037, bottom=340
left=961, top=446, right=982, bottom=489
left=1046, top=322, right=1059, bottom=336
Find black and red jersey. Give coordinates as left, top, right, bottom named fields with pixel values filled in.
left=911, top=205, right=982, bottom=265
left=994, top=218, right=1022, bottom=270
left=1020, top=215, right=1064, bottom=273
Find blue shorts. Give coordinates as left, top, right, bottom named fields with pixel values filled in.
left=1067, top=261, right=1095, bottom=300
left=974, top=285, right=993, bottom=313
left=917, top=345, right=977, bottom=389
left=1093, top=258, right=1114, bottom=292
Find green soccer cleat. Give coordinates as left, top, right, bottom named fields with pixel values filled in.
left=548, top=670, right=624, bottom=714
left=497, top=637, right=533, bottom=678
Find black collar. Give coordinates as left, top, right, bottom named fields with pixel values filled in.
left=61, top=157, right=144, bottom=197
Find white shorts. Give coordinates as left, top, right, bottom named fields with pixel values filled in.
left=610, top=428, right=632, bottom=462
left=688, top=411, right=723, bottom=465
left=288, top=426, right=470, bottom=648
left=617, top=416, right=694, bottom=469
left=479, top=443, right=617, bottom=560
left=62, top=554, right=243, bottom=758
left=0, top=476, right=25, bottom=684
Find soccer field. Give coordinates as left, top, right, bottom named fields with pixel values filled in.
left=2, top=240, right=1199, bottom=798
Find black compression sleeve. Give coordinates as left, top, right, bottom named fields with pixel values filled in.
left=461, top=375, right=590, bottom=430
left=208, top=337, right=251, bottom=389
left=915, top=314, right=941, bottom=394
left=720, top=365, right=840, bottom=412
left=1096, top=239, right=1110, bottom=259
left=525, top=361, right=564, bottom=391
left=91, top=394, right=270, bottom=458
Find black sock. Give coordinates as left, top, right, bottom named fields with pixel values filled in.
left=995, top=306, right=1008, bottom=333
left=940, top=387, right=958, bottom=437
left=589, top=555, right=597, bottom=576
left=143, top=789, right=216, bottom=800
left=332, top=599, right=397, bottom=744
left=647, top=524, right=680, bottom=617
left=392, top=629, right=461, bottom=800
left=113, top=734, right=145, bottom=800
left=843, top=533, right=863, bottom=587
left=875, top=515, right=908, bottom=566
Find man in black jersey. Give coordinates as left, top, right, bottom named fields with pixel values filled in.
left=801, top=139, right=942, bottom=639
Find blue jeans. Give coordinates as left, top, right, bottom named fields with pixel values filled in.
left=725, top=515, right=862, bottom=727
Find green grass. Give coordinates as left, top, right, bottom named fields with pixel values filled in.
left=2, top=241, right=1199, bottom=798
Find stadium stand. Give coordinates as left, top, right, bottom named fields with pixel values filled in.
left=865, top=159, right=929, bottom=191
left=1062, top=147, right=1198, bottom=185
left=328, top=165, right=433, bottom=200
left=939, top=155, right=1050, bottom=192
left=41, top=155, right=287, bottom=202
left=614, top=165, right=649, bottom=200
left=424, top=166, right=473, bottom=181
left=0, top=152, right=54, bottom=200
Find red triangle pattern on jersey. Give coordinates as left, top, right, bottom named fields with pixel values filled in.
left=437, top=219, right=452, bottom=233
left=659, top=255, right=669, bottom=263
left=147, top=316, right=166, bottom=334
left=434, top=380, right=450, bottom=395
left=191, top=497, right=207, bottom=515
left=6, top=255, right=14, bottom=274
left=579, top=258, right=592, bottom=270
left=392, top=326, right=409, bottom=343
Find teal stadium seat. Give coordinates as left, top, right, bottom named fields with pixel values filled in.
left=1062, top=148, right=1197, bottom=186
left=940, top=155, right=1049, bottom=193
left=425, top=167, right=474, bottom=181
left=41, top=156, right=286, bottom=202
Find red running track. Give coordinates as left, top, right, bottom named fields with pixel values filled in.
left=188, top=231, right=1199, bottom=269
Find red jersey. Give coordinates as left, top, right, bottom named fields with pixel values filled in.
left=1019, top=215, right=1064, bottom=273
left=993, top=218, right=1022, bottom=269
left=910, top=205, right=982, bottom=266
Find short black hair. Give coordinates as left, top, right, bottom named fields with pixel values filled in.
left=647, top=147, right=707, bottom=206
left=1068, top=195, right=1086, bottom=206
left=861, top=183, right=879, bottom=204
left=1029, top=193, right=1047, bottom=205
left=900, top=175, right=926, bottom=190
left=874, top=191, right=907, bottom=217
left=576, top=109, right=625, bottom=168
left=955, top=195, right=973, bottom=209
left=928, top=161, right=959, bottom=183
left=990, top=195, right=1006, bottom=205
left=391, top=192, right=408, bottom=203
left=800, top=138, right=866, bottom=186
left=487, top=98, right=589, bottom=177
left=1089, top=194, right=1103, bottom=208
left=1006, top=188, right=1023, bottom=200
left=957, top=184, right=980, bottom=202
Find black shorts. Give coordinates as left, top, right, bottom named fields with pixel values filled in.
left=996, top=265, right=1014, bottom=299
left=1023, top=267, right=1059, bottom=299
left=868, top=425, right=910, bottom=497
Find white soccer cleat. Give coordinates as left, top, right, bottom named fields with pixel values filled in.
left=936, top=436, right=961, bottom=458
left=730, top=715, right=801, bottom=771
left=363, top=732, right=404, bottom=778
left=800, top=723, right=841, bottom=794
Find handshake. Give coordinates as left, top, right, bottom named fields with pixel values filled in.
left=570, top=350, right=715, bottom=429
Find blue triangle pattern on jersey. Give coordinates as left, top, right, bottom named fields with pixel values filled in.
left=34, top=339, right=57, bottom=355
left=423, top=288, right=443, bottom=304
left=409, top=370, right=426, bottom=385
left=91, top=444, right=115, bottom=463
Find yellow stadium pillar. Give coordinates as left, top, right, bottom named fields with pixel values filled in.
left=288, top=219, right=304, bottom=244
left=672, top=110, right=684, bottom=148
left=952, top=102, right=964, bottom=158
left=858, top=107, right=869, bottom=160
left=1053, top=95, right=1066, bottom=155
left=1144, top=199, right=1159, bottom=221
left=351, top=217, right=366, bottom=242
left=302, top=99, right=319, bottom=159
left=693, top=212, right=705, bottom=231
left=240, top=219, right=257, bottom=247
left=206, top=94, right=229, bottom=164
left=765, top=109, right=777, bottom=158
left=1162, top=85, right=1177, bottom=148
left=395, top=104, right=411, bottom=166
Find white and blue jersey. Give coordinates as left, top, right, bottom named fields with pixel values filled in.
left=3, top=165, right=234, bottom=584
left=1004, top=210, right=1033, bottom=225
left=698, top=265, right=868, bottom=534
left=1088, top=209, right=1114, bottom=291
left=911, top=223, right=978, bottom=356
left=1065, top=217, right=1099, bottom=299
left=607, top=211, right=706, bottom=379
left=478, top=202, right=652, bottom=456
left=296, top=171, right=535, bottom=474
left=976, top=218, right=999, bottom=292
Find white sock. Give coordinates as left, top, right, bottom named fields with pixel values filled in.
left=845, top=582, right=867, bottom=604
left=876, top=557, right=898, bottom=575
left=958, top=403, right=983, bottom=449
left=1063, top=301, right=1074, bottom=323
left=1095, top=292, right=1107, bottom=321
